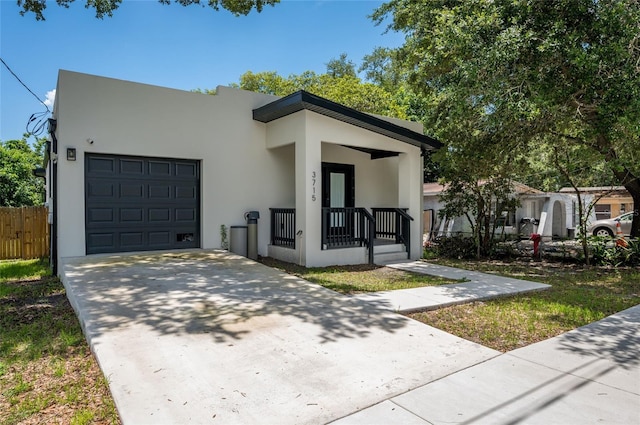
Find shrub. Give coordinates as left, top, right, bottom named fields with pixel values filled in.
left=427, top=234, right=477, bottom=260
left=589, top=237, right=640, bottom=267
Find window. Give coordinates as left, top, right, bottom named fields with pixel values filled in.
left=595, top=204, right=611, bottom=220
left=529, top=201, right=539, bottom=219
left=620, top=213, right=632, bottom=222
left=504, top=210, right=517, bottom=226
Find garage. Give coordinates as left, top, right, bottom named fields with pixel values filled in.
left=85, top=154, right=200, bottom=254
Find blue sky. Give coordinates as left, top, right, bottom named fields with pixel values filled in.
left=0, top=0, right=404, bottom=142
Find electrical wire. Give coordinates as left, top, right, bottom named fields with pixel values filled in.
left=0, top=57, right=52, bottom=137
left=0, top=57, right=51, bottom=112
left=26, top=110, right=50, bottom=136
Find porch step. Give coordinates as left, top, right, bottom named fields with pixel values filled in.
left=373, top=243, right=408, bottom=265
left=374, top=243, right=405, bottom=254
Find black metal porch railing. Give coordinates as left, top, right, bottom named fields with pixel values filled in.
left=270, top=208, right=296, bottom=249
left=372, top=208, right=414, bottom=255
left=269, top=207, right=411, bottom=264
left=321, top=207, right=376, bottom=264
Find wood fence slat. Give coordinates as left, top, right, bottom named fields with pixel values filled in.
left=0, top=206, right=49, bottom=260
left=22, top=207, right=28, bottom=258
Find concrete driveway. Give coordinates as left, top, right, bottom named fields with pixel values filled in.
left=60, top=250, right=499, bottom=424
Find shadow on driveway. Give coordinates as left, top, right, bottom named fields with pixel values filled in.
left=61, top=250, right=499, bottom=424
left=63, top=250, right=409, bottom=344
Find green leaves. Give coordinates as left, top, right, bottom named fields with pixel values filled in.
left=0, top=139, right=45, bottom=207
left=376, top=0, right=640, bottom=237
left=17, top=0, right=279, bottom=20
left=229, top=69, right=410, bottom=119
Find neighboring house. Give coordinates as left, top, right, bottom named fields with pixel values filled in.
left=44, top=70, right=440, bottom=272
left=559, top=186, right=634, bottom=220
left=423, top=182, right=578, bottom=241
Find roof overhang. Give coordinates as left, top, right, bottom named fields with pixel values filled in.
left=252, top=90, right=441, bottom=151
left=342, top=145, right=399, bottom=160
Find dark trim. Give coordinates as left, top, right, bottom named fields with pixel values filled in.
left=49, top=120, right=58, bottom=275
left=253, top=91, right=441, bottom=151
left=341, top=145, right=400, bottom=160
left=321, top=163, right=356, bottom=248
left=43, top=141, right=51, bottom=166
left=321, top=162, right=355, bottom=209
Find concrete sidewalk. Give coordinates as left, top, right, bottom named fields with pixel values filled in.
left=340, top=261, right=639, bottom=424
left=353, top=261, right=550, bottom=313
left=333, top=304, right=640, bottom=424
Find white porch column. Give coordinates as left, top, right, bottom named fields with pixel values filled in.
left=398, top=149, right=424, bottom=260
left=295, top=133, right=322, bottom=266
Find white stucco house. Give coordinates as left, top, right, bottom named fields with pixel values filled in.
left=423, top=181, right=579, bottom=241
left=44, top=70, right=440, bottom=273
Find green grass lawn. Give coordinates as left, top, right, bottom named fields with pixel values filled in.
left=0, top=259, right=119, bottom=425
left=261, top=256, right=639, bottom=353
left=260, top=257, right=458, bottom=294
left=409, top=259, right=640, bottom=352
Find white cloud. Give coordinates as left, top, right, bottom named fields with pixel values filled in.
left=43, top=89, right=56, bottom=108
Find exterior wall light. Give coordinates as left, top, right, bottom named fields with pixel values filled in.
left=32, top=167, right=46, bottom=178
left=66, top=148, right=76, bottom=161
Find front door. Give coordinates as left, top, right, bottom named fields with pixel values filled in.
left=322, top=163, right=355, bottom=245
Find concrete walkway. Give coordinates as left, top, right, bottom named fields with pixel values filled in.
left=59, top=250, right=639, bottom=424
left=333, top=304, right=640, bottom=424
left=353, top=261, right=550, bottom=313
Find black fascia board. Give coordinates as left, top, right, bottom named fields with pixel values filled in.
left=252, top=90, right=442, bottom=150
left=342, top=145, right=400, bottom=160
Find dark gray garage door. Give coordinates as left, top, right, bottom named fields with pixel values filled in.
left=85, top=154, right=200, bottom=254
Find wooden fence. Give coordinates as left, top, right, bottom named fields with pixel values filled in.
left=0, top=206, right=49, bottom=260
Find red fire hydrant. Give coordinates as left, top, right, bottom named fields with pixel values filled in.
left=530, top=233, right=541, bottom=258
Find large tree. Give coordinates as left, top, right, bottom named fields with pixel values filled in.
left=18, top=0, right=278, bottom=20
left=224, top=66, right=409, bottom=119
left=374, top=0, right=640, bottom=237
left=0, top=138, right=45, bottom=207
left=326, top=53, right=357, bottom=79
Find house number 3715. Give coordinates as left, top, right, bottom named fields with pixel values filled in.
left=311, top=171, right=317, bottom=202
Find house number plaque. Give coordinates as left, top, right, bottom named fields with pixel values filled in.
left=311, top=171, right=317, bottom=201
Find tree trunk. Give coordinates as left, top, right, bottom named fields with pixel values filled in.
left=597, top=134, right=640, bottom=238
left=629, top=189, right=640, bottom=238
left=576, top=193, right=590, bottom=266
left=610, top=168, right=640, bottom=238
left=476, top=198, right=484, bottom=259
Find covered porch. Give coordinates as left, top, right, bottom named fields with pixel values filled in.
left=270, top=207, right=414, bottom=265
left=253, top=91, right=440, bottom=267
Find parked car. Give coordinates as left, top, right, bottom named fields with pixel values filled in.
left=587, top=212, right=634, bottom=237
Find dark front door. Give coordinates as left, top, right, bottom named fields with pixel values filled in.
left=322, top=163, right=354, bottom=245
